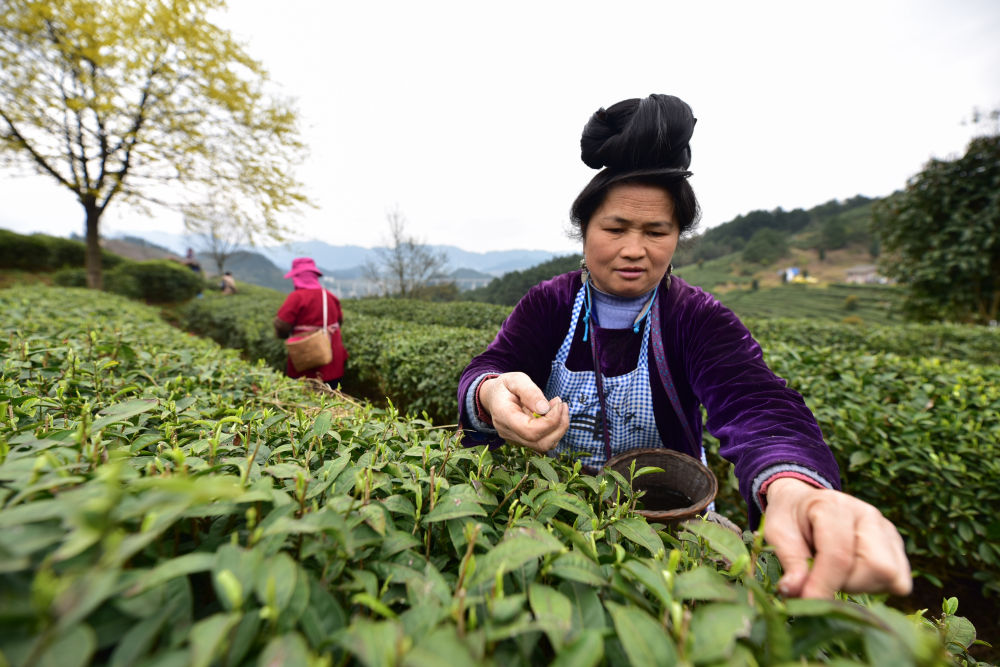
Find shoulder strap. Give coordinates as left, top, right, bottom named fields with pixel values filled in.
left=650, top=294, right=700, bottom=453
left=321, top=289, right=328, bottom=331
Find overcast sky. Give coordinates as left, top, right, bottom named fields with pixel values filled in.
left=2, top=0, right=999, bottom=255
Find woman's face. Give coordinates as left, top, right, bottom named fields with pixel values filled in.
left=583, top=183, right=679, bottom=298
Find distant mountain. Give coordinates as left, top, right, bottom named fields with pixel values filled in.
left=450, top=267, right=493, bottom=280
left=213, top=251, right=290, bottom=293
left=108, top=231, right=562, bottom=278
left=101, top=231, right=560, bottom=295
left=107, top=230, right=558, bottom=280
left=326, top=265, right=366, bottom=280
left=113, top=230, right=191, bottom=256
left=102, top=236, right=182, bottom=262
left=255, top=240, right=560, bottom=277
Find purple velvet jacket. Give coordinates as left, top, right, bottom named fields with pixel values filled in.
left=457, top=270, right=841, bottom=527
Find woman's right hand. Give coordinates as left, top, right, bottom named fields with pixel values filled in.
left=478, top=372, right=569, bottom=453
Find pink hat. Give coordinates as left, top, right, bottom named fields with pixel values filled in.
left=284, top=257, right=322, bottom=280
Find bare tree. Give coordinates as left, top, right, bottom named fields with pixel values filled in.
left=363, top=208, right=447, bottom=297
left=185, top=209, right=246, bottom=276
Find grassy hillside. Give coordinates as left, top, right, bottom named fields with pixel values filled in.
left=712, top=283, right=903, bottom=325
left=675, top=243, right=881, bottom=291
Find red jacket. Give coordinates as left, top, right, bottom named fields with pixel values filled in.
left=277, top=288, right=347, bottom=381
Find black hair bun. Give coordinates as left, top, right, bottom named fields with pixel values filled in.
left=580, top=94, right=696, bottom=171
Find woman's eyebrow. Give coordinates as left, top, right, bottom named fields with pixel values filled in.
left=596, top=214, right=675, bottom=228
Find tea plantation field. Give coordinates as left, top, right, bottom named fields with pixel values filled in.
left=180, top=287, right=1000, bottom=595
left=716, top=283, right=904, bottom=325
left=2, top=285, right=998, bottom=665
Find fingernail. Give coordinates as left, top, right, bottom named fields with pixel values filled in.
left=535, top=400, right=550, bottom=414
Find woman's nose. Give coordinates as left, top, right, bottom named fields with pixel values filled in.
left=620, top=231, right=647, bottom=258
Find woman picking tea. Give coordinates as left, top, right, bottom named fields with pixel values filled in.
left=458, top=94, right=911, bottom=599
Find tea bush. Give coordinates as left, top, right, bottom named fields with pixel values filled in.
left=0, top=229, right=125, bottom=271
left=105, top=259, right=204, bottom=302
left=52, top=267, right=89, bottom=287
left=179, top=290, right=497, bottom=424
left=178, top=284, right=288, bottom=369
left=764, top=342, right=1000, bottom=595
left=348, top=298, right=512, bottom=330
left=344, top=314, right=494, bottom=422
left=747, top=318, right=999, bottom=366
left=0, top=286, right=986, bottom=665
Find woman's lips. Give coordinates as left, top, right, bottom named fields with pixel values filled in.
left=616, top=268, right=645, bottom=279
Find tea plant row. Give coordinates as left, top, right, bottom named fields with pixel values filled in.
left=0, top=286, right=985, bottom=665
left=180, top=289, right=1000, bottom=601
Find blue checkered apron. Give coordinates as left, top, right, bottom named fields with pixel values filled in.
left=544, top=284, right=661, bottom=468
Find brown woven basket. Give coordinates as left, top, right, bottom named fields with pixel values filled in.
left=603, top=448, right=718, bottom=523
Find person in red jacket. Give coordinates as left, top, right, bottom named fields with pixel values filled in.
left=273, top=257, right=348, bottom=387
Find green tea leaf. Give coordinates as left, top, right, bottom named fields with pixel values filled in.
left=467, top=523, right=564, bottom=589
left=536, top=490, right=596, bottom=521
left=379, top=494, right=417, bottom=516
left=489, top=592, right=527, bottom=624
left=0, top=498, right=65, bottom=528
left=549, top=519, right=599, bottom=561
left=422, top=484, right=487, bottom=523
left=188, top=612, right=242, bottom=667
left=530, top=457, right=561, bottom=485
left=262, top=463, right=306, bottom=480
left=254, top=552, right=298, bottom=612
left=622, top=560, right=673, bottom=608
left=674, top=566, right=738, bottom=601
left=34, top=623, right=97, bottom=667
left=613, top=517, right=664, bottom=557
left=849, top=451, right=872, bottom=468
left=381, top=530, right=422, bottom=558
left=125, top=552, right=215, bottom=596
left=941, top=615, right=977, bottom=651
left=559, top=581, right=607, bottom=632
left=91, top=399, right=158, bottom=431
left=300, top=577, right=347, bottom=646
left=402, top=624, right=478, bottom=667
left=109, top=610, right=170, bottom=667
left=528, top=583, right=572, bottom=650
left=111, top=578, right=191, bottom=667
left=336, top=617, right=402, bottom=667
left=681, top=519, right=749, bottom=566
left=53, top=569, right=119, bottom=630
left=784, top=597, right=881, bottom=625
left=547, top=552, right=606, bottom=587
left=605, top=601, right=678, bottom=666
left=310, top=410, right=334, bottom=439
left=359, top=503, right=389, bottom=536
left=226, top=612, right=263, bottom=667
left=257, top=632, right=310, bottom=667
left=214, top=544, right=263, bottom=611
left=549, top=629, right=604, bottom=667
left=688, top=602, right=754, bottom=664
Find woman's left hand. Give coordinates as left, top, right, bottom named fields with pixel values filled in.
left=763, top=477, right=912, bottom=599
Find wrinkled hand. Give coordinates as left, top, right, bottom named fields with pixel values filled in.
left=764, top=477, right=912, bottom=599
left=478, top=372, right=569, bottom=453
